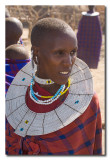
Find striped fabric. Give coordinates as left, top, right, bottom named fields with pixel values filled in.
left=77, top=15, right=102, bottom=68
left=5, top=59, right=30, bottom=93
left=6, top=87, right=102, bottom=155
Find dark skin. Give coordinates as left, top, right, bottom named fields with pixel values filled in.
left=6, top=38, right=18, bottom=48
left=87, top=6, right=95, bottom=13
left=32, top=30, right=77, bottom=97
left=6, top=44, right=30, bottom=60
left=6, top=17, right=23, bottom=48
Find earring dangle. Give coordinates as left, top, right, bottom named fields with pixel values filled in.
left=31, top=50, right=35, bottom=84
left=36, top=56, right=38, bottom=64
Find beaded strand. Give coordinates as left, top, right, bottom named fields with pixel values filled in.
left=30, top=85, right=65, bottom=105
left=34, top=79, right=70, bottom=98
left=30, top=78, right=66, bottom=105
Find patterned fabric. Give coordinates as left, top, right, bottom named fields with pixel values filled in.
left=77, top=15, right=102, bottom=68
left=5, top=59, right=30, bottom=93
left=6, top=83, right=102, bottom=155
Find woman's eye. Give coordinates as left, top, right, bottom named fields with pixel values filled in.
left=54, top=51, right=64, bottom=55
left=59, top=51, right=64, bottom=55
left=70, top=51, right=76, bottom=56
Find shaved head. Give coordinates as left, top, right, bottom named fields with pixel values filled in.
left=31, top=18, right=76, bottom=47
left=6, top=44, right=30, bottom=60
left=6, top=17, right=23, bottom=47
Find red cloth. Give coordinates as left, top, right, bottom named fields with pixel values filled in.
left=6, top=89, right=102, bottom=155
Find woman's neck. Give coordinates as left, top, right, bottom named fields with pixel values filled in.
left=35, top=71, right=68, bottom=99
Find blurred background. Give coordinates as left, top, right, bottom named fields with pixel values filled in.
left=6, top=5, right=105, bottom=155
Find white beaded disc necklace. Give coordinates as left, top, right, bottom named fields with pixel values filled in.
left=6, top=58, right=93, bottom=137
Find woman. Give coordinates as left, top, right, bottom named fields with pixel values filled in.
left=77, top=6, right=102, bottom=68
left=6, top=18, right=102, bottom=155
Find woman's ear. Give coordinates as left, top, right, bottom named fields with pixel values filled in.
left=31, top=46, right=39, bottom=56
left=31, top=46, right=39, bottom=65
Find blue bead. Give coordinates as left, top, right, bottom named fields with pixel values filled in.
left=22, top=78, right=25, bottom=81
left=20, top=128, right=24, bottom=131
left=75, top=100, right=79, bottom=104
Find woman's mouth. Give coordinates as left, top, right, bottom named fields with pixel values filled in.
left=60, top=72, right=69, bottom=75
left=59, top=71, right=71, bottom=78
left=54, top=71, right=71, bottom=84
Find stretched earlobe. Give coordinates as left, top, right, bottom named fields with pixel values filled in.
left=31, top=46, right=39, bottom=65
left=33, top=55, right=38, bottom=65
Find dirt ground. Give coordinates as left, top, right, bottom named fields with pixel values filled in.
left=22, top=28, right=105, bottom=155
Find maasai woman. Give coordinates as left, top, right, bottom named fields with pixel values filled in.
left=6, top=18, right=102, bottom=155
left=77, top=6, right=102, bottom=68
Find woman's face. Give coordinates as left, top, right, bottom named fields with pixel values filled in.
left=33, top=30, right=77, bottom=85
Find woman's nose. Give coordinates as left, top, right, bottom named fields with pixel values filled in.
left=63, top=55, right=73, bottom=67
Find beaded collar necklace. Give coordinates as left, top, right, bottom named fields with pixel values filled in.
left=6, top=58, right=93, bottom=137
left=35, top=75, right=54, bottom=85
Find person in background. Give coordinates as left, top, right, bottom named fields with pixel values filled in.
left=77, top=6, right=102, bottom=68
left=6, top=17, right=23, bottom=48
left=5, top=44, right=30, bottom=93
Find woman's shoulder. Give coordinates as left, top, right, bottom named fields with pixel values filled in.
left=89, top=91, right=100, bottom=112
left=91, top=92, right=100, bottom=105
left=79, top=92, right=101, bottom=123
